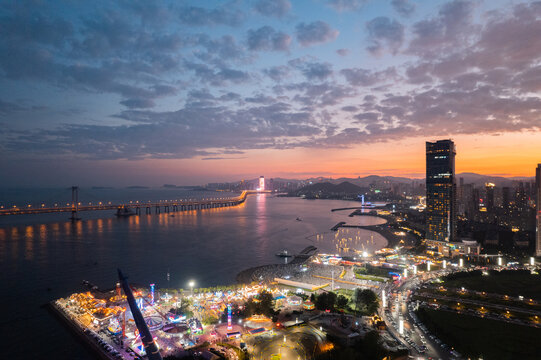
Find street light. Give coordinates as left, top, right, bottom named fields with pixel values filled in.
left=189, top=280, right=195, bottom=296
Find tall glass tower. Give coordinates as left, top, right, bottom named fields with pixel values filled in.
left=426, top=140, right=457, bottom=242
left=535, top=164, right=541, bottom=256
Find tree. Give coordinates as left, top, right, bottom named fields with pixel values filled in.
left=315, top=292, right=337, bottom=311
left=258, top=290, right=275, bottom=317
left=354, top=289, right=378, bottom=315
left=336, top=295, right=348, bottom=309
left=243, top=290, right=275, bottom=317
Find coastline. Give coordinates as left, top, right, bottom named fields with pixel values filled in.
left=235, top=210, right=404, bottom=285
left=47, top=301, right=115, bottom=360
left=346, top=211, right=418, bottom=249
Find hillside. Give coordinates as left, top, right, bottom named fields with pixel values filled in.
left=296, top=181, right=365, bottom=196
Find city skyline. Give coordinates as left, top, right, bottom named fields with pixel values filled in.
left=1, top=0, right=541, bottom=187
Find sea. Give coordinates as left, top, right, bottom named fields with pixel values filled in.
left=0, top=188, right=386, bottom=359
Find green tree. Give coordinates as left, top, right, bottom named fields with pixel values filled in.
left=354, top=289, right=378, bottom=315
left=243, top=290, right=275, bottom=317
left=315, top=292, right=337, bottom=311
left=258, top=290, right=275, bottom=317
left=336, top=294, right=348, bottom=309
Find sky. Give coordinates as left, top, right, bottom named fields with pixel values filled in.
left=1, top=0, right=540, bottom=187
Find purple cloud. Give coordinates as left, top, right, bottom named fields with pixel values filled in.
left=296, top=21, right=339, bottom=47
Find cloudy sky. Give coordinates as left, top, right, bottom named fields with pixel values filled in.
left=1, top=0, right=540, bottom=186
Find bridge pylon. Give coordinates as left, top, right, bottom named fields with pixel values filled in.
left=70, top=186, right=81, bottom=221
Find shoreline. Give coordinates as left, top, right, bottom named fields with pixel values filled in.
left=47, top=301, right=116, bottom=360
left=236, top=212, right=399, bottom=285
left=236, top=246, right=316, bottom=284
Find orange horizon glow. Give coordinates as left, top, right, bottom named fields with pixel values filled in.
left=103, top=131, right=541, bottom=184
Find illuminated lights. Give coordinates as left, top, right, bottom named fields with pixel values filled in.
left=459, top=258, right=463, bottom=268
left=227, top=304, right=232, bottom=330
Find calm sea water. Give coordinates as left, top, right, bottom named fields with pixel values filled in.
left=0, top=190, right=386, bottom=359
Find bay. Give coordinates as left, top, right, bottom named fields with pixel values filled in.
left=0, top=191, right=386, bottom=359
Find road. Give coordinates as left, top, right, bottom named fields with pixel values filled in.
left=381, top=272, right=454, bottom=359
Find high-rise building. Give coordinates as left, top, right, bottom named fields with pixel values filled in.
left=502, top=186, right=511, bottom=213
left=485, top=183, right=495, bottom=213
left=259, top=176, right=265, bottom=191
left=535, top=164, right=541, bottom=256
left=426, top=140, right=457, bottom=242
left=515, top=182, right=527, bottom=213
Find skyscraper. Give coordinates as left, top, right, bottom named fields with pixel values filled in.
left=535, top=164, right=541, bottom=256
left=502, top=186, right=511, bottom=214
left=259, top=176, right=265, bottom=191
left=485, top=183, right=495, bottom=213
left=426, top=140, right=457, bottom=242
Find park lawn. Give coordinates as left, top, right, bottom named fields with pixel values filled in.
left=335, top=288, right=355, bottom=299
left=417, top=308, right=541, bottom=360
left=443, top=272, right=541, bottom=300
left=354, top=273, right=388, bottom=282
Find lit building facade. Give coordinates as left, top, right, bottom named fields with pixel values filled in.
left=485, top=182, right=495, bottom=212
left=535, top=164, right=541, bottom=256
left=426, top=140, right=457, bottom=243
left=259, top=176, right=265, bottom=191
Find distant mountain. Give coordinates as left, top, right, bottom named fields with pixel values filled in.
left=234, top=172, right=534, bottom=190
left=456, top=173, right=535, bottom=187
left=301, top=173, right=534, bottom=188
left=297, top=181, right=365, bottom=195
left=302, top=175, right=419, bottom=187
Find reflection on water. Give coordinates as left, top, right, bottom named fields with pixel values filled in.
left=0, top=195, right=386, bottom=359
left=313, top=216, right=387, bottom=255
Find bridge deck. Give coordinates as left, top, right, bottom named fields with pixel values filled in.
left=0, top=190, right=266, bottom=216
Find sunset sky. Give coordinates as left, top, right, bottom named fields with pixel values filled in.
left=1, top=0, right=540, bottom=187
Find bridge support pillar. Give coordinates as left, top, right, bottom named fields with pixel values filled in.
left=70, top=186, right=81, bottom=221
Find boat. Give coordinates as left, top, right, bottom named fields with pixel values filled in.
left=276, top=250, right=293, bottom=258
left=116, top=207, right=136, bottom=217
left=296, top=217, right=302, bottom=221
